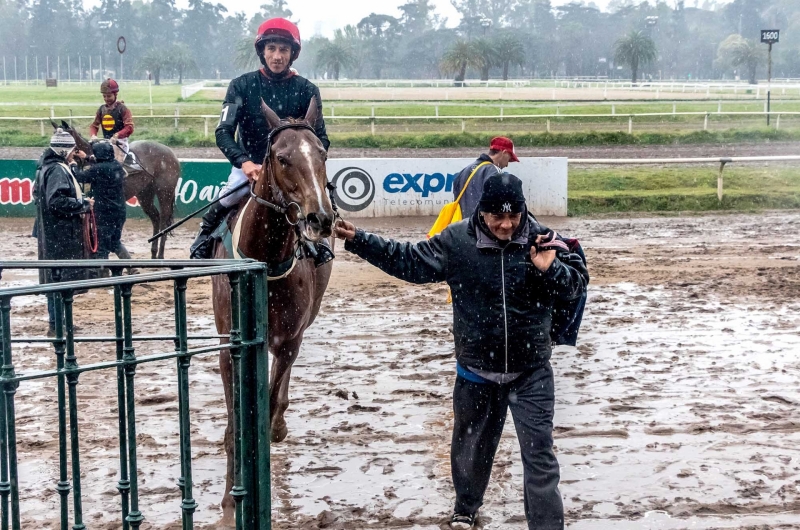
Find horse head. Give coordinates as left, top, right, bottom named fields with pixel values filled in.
left=59, top=120, right=95, bottom=167
left=256, top=97, right=334, bottom=241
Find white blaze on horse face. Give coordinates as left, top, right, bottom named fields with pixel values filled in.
left=299, top=139, right=324, bottom=209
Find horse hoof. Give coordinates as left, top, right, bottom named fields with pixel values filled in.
left=220, top=506, right=236, bottom=528
left=271, top=424, right=288, bottom=443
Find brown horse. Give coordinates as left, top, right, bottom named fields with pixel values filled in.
left=60, top=121, right=180, bottom=259
left=210, top=98, right=335, bottom=526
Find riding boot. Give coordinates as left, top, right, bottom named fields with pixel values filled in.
left=313, top=238, right=335, bottom=268
left=124, top=151, right=143, bottom=171
left=114, top=242, right=138, bottom=274
left=190, top=201, right=233, bottom=259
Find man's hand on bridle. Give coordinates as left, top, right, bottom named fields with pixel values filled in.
left=530, top=234, right=557, bottom=272
left=334, top=219, right=356, bottom=241
left=242, top=161, right=263, bottom=182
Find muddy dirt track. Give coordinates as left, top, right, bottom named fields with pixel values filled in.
left=3, top=141, right=800, bottom=161
left=1, top=211, right=799, bottom=529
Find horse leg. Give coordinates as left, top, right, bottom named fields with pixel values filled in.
left=270, top=336, right=302, bottom=443
left=218, top=338, right=236, bottom=527
left=136, top=187, right=160, bottom=259
left=155, top=181, right=175, bottom=259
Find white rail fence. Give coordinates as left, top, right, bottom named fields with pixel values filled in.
left=568, top=155, right=800, bottom=202
left=3, top=110, right=797, bottom=137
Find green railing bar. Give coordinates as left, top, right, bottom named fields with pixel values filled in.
left=174, top=278, right=197, bottom=529
left=113, top=277, right=131, bottom=530
left=63, top=292, right=86, bottom=530
left=12, top=334, right=227, bottom=344
left=0, top=259, right=253, bottom=270
left=121, top=285, right=143, bottom=529
left=0, top=263, right=265, bottom=298
left=5, top=340, right=265, bottom=384
left=1, top=298, right=21, bottom=530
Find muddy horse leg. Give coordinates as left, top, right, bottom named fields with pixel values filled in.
left=155, top=184, right=175, bottom=259
left=218, top=339, right=236, bottom=527
left=136, top=187, right=160, bottom=259
left=270, top=336, right=302, bottom=443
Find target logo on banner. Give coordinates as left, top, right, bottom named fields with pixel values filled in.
left=331, top=167, right=375, bottom=212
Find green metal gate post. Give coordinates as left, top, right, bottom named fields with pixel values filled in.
left=54, top=289, right=72, bottom=530
left=112, top=270, right=131, bottom=530
left=63, top=290, right=87, bottom=530
left=0, top=296, right=20, bottom=530
left=227, top=272, right=247, bottom=529
left=121, top=284, right=144, bottom=529
left=239, top=272, right=257, bottom=529
left=252, top=270, right=271, bottom=527
left=174, top=277, right=197, bottom=529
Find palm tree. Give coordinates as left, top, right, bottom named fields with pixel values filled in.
left=138, top=48, right=170, bottom=85
left=613, top=30, right=657, bottom=84
left=716, top=34, right=763, bottom=84
left=169, top=44, right=198, bottom=84
left=314, top=39, right=356, bottom=80
left=440, top=40, right=483, bottom=84
left=493, top=32, right=525, bottom=80
left=235, top=37, right=261, bottom=71
left=471, top=38, right=498, bottom=81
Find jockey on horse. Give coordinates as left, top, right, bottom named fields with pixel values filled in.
left=189, top=17, right=333, bottom=264
left=89, top=78, right=142, bottom=171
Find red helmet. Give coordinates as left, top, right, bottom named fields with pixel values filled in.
left=255, top=18, right=301, bottom=64
left=100, top=78, right=119, bottom=94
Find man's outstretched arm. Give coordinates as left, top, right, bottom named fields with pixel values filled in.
left=335, top=220, right=447, bottom=284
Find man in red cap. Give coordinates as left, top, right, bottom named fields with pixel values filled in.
left=89, top=78, right=138, bottom=168
left=190, top=17, right=331, bottom=261
left=452, top=136, right=519, bottom=218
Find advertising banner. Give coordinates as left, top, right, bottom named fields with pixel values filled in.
left=0, top=158, right=567, bottom=218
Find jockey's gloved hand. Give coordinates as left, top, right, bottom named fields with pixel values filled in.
left=90, top=135, right=98, bottom=142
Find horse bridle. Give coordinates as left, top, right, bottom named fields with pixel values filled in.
left=248, top=122, right=340, bottom=231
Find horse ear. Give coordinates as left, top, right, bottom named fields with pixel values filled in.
left=304, top=96, right=319, bottom=128
left=61, top=120, right=71, bottom=131
left=260, top=98, right=281, bottom=130
left=50, top=120, right=59, bottom=130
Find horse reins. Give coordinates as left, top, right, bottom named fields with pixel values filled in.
left=248, top=122, right=341, bottom=230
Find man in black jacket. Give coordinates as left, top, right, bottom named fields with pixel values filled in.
left=73, top=142, right=129, bottom=260
left=33, top=128, right=93, bottom=335
left=335, top=174, right=588, bottom=530
left=190, top=17, right=330, bottom=262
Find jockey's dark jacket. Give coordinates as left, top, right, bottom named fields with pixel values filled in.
left=215, top=70, right=330, bottom=169
left=344, top=212, right=588, bottom=374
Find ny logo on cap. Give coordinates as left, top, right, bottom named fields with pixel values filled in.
left=501, top=202, right=512, bottom=213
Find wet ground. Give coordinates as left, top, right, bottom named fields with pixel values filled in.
left=0, top=211, right=799, bottom=529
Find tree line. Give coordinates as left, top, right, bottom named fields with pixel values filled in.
left=0, top=0, right=797, bottom=84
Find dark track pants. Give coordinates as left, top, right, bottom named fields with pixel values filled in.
left=451, top=362, right=564, bottom=530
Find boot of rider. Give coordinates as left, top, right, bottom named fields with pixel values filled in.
left=124, top=151, right=143, bottom=171
left=190, top=202, right=233, bottom=259
left=313, top=238, right=335, bottom=268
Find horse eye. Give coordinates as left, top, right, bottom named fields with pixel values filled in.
left=277, top=155, right=289, bottom=166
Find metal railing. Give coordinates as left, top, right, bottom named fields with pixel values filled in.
left=0, top=259, right=271, bottom=530
left=568, top=155, right=800, bottom=202
left=3, top=110, right=798, bottom=137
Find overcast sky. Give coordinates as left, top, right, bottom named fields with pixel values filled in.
left=110, top=0, right=733, bottom=38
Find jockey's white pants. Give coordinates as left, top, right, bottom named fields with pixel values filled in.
left=219, top=167, right=249, bottom=208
